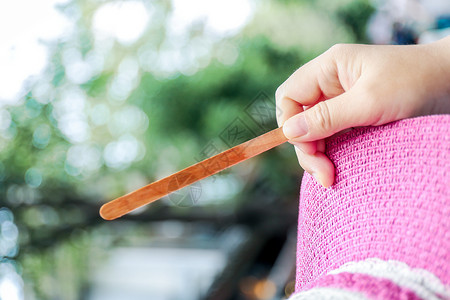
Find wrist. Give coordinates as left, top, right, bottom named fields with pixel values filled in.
left=425, top=36, right=450, bottom=113
left=430, top=35, right=450, bottom=73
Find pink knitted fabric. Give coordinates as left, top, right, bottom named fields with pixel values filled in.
left=295, top=115, right=450, bottom=292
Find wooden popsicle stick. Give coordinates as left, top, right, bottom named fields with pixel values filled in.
left=100, top=127, right=288, bottom=220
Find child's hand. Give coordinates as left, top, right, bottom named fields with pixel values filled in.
left=276, top=36, right=450, bottom=187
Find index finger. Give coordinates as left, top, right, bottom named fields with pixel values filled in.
left=275, top=48, right=344, bottom=125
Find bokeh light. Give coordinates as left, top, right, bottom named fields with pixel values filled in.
left=0, top=0, right=71, bottom=104
left=93, top=1, right=150, bottom=46
left=0, top=208, right=23, bottom=300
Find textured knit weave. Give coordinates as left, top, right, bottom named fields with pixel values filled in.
left=295, top=115, right=450, bottom=293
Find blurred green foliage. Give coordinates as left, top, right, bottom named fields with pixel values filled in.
left=0, top=0, right=374, bottom=298
left=337, top=0, right=375, bottom=42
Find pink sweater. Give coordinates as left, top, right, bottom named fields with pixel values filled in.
left=290, top=115, right=450, bottom=299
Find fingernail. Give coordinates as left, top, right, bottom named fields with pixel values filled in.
left=283, top=114, right=308, bottom=139
left=294, top=144, right=304, bottom=153
left=311, top=172, right=320, bottom=184
left=311, top=171, right=326, bottom=187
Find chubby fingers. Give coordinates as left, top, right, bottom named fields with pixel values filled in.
left=294, top=145, right=335, bottom=188
left=293, top=139, right=334, bottom=188
left=274, top=45, right=362, bottom=187
left=282, top=85, right=374, bottom=142
left=275, top=47, right=345, bottom=125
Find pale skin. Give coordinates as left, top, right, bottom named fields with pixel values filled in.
left=276, top=35, right=450, bottom=187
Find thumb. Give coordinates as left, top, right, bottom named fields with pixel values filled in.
left=282, top=88, right=373, bottom=142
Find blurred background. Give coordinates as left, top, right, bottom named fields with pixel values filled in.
left=0, top=0, right=449, bottom=299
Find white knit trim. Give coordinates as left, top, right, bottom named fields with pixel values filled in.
left=328, top=258, right=450, bottom=299
left=288, top=287, right=368, bottom=300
